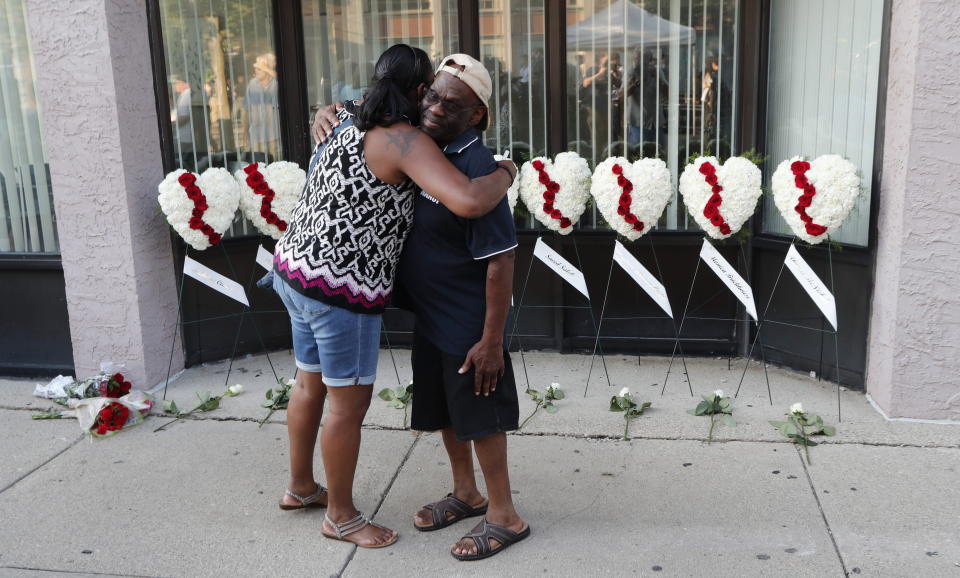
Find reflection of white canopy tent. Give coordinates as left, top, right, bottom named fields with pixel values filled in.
left=567, top=0, right=695, bottom=50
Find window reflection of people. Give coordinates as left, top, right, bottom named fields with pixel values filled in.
left=582, top=52, right=623, bottom=155
left=172, top=77, right=195, bottom=170
left=245, top=53, right=279, bottom=163
left=702, top=58, right=719, bottom=139
left=626, top=49, right=668, bottom=150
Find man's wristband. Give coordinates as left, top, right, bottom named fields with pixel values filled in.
left=497, top=164, right=515, bottom=182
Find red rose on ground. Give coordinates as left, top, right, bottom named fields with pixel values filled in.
left=97, top=424, right=108, bottom=435
left=112, top=373, right=124, bottom=382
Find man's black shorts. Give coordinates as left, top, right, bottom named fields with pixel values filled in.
left=410, top=331, right=519, bottom=442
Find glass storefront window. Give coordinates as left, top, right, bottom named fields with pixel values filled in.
left=158, top=0, right=280, bottom=236
left=302, top=0, right=460, bottom=135
left=567, top=0, right=739, bottom=230
left=762, top=0, right=882, bottom=247
left=0, top=0, right=57, bottom=253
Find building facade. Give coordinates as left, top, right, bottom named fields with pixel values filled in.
left=1, top=0, right=957, bottom=420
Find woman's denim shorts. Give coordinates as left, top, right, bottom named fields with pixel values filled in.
left=272, top=274, right=381, bottom=386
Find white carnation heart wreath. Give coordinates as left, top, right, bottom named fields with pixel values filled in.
left=158, top=167, right=240, bottom=251
left=591, top=157, right=672, bottom=241
left=517, top=151, right=592, bottom=234
left=235, top=161, right=305, bottom=240
left=679, top=156, right=761, bottom=240
left=771, top=155, right=860, bottom=244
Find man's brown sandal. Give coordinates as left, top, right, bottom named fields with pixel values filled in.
left=321, top=512, right=399, bottom=549
left=451, top=518, right=531, bottom=561
left=278, top=485, right=327, bottom=510
left=414, top=493, right=488, bottom=532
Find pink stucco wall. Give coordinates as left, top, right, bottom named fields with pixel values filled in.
left=25, top=0, right=183, bottom=386
left=867, top=0, right=960, bottom=419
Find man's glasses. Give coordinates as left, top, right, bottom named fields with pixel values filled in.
left=423, top=89, right=478, bottom=117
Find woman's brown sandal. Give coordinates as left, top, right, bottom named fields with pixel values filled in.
left=415, top=493, right=488, bottom=532
left=451, top=518, right=531, bottom=561
left=278, top=485, right=327, bottom=510
left=322, top=512, right=399, bottom=549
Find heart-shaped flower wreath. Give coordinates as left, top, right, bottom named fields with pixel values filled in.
left=158, top=168, right=240, bottom=250
left=771, top=155, right=860, bottom=244
left=517, top=151, right=592, bottom=234
left=235, top=161, right=305, bottom=240
left=591, top=157, right=672, bottom=241
left=679, top=156, right=762, bottom=240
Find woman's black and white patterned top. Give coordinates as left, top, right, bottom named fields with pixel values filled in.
left=274, top=110, right=416, bottom=314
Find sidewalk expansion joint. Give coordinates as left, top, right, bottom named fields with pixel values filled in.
left=335, top=432, right=421, bottom=578
left=0, top=565, right=164, bottom=578
left=0, top=434, right=83, bottom=497
left=797, top=445, right=850, bottom=577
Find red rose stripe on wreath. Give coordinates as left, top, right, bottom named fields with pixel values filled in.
left=177, top=172, right=222, bottom=245
left=533, top=160, right=573, bottom=229
left=612, top=164, right=645, bottom=233
left=243, top=163, right=288, bottom=232
left=698, top=162, right=732, bottom=236
left=790, top=160, right=829, bottom=237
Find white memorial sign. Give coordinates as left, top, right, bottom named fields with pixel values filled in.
left=183, top=255, right=249, bottom=306
left=699, top=239, right=758, bottom=321
left=533, top=237, right=590, bottom=299
left=784, top=244, right=838, bottom=330
left=612, top=241, right=673, bottom=318
left=256, top=245, right=274, bottom=271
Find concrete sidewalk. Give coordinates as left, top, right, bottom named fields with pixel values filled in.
left=1, top=350, right=958, bottom=577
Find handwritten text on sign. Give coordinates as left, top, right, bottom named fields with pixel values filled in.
left=533, top=237, right=590, bottom=299
left=183, top=255, right=249, bottom=306
left=613, top=241, right=673, bottom=318
left=784, top=244, right=837, bottom=330
left=699, top=239, right=758, bottom=321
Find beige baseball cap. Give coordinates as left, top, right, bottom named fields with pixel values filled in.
left=436, top=53, right=492, bottom=128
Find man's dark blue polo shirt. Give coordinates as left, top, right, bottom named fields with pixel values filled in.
left=395, top=129, right=517, bottom=356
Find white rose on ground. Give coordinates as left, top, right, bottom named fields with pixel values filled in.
left=714, top=389, right=724, bottom=399
left=227, top=384, right=245, bottom=396
left=619, top=387, right=630, bottom=398
left=790, top=402, right=804, bottom=415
